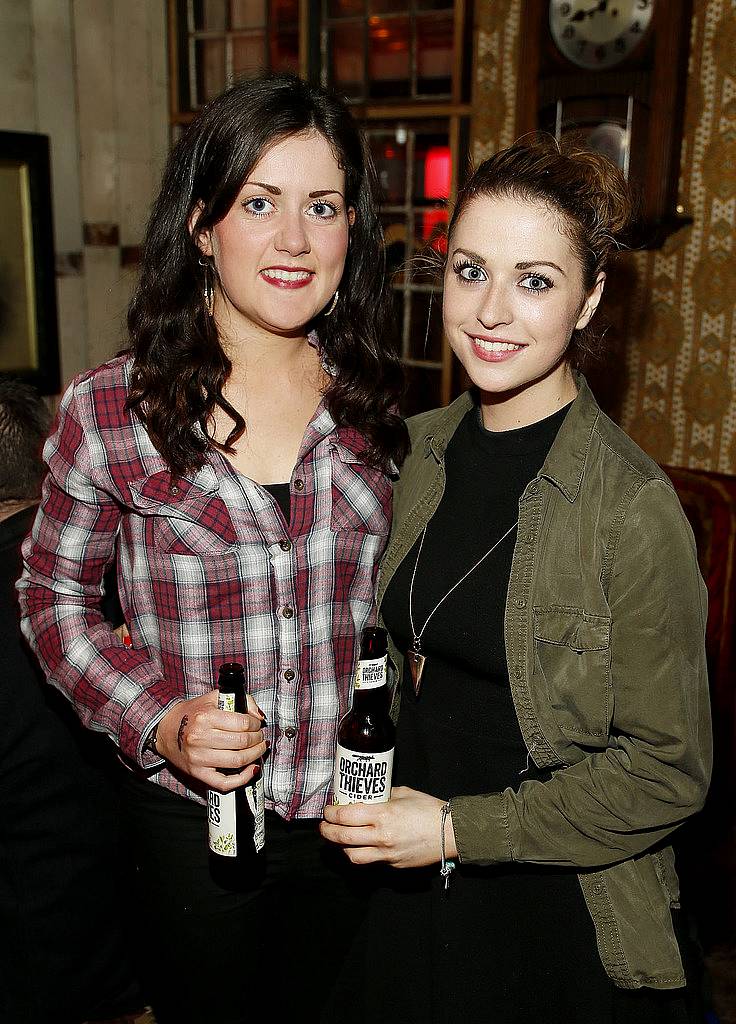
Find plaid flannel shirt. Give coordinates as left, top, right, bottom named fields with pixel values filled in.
left=18, top=356, right=392, bottom=818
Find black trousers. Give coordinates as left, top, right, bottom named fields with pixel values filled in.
left=119, top=771, right=369, bottom=1024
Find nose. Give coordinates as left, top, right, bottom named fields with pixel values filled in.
left=476, top=281, right=513, bottom=330
left=274, top=209, right=310, bottom=257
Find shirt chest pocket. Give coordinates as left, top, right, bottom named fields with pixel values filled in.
left=330, top=444, right=392, bottom=537
left=533, top=606, right=612, bottom=743
left=128, top=472, right=239, bottom=557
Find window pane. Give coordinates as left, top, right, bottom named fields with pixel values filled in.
left=269, top=28, right=300, bottom=73
left=328, top=23, right=364, bottom=99
left=415, top=0, right=454, bottom=10
left=368, top=16, right=410, bottom=99
left=415, top=207, right=448, bottom=254
left=381, top=214, right=408, bottom=279
left=232, top=33, right=267, bottom=77
left=193, top=0, right=227, bottom=31
left=369, top=0, right=406, bottom=12
left=413, top=134, right=451, bottom=204
left=408, top=289, right=443, bottom=363
left=230, top=0, right=266, bottom=29
left=271, top=0, right=300, bottom=26
left=369, top=132, right=407, bottom=205
left=402, top=364, right=442, bottom=417
left=416, top=13, right=454, bottom=95
left=194, top=38, right=226, bottom=104
left=327, top=0, right=366, bottom=15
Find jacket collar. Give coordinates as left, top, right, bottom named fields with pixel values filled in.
left=419, top=374, right=600, bottom=502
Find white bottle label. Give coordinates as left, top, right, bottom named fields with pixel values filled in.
left=207, top=688, right=266, bottom=856
left=354, top=655, right=387, bottom=691
left=332, top=744, right=394, bottom=805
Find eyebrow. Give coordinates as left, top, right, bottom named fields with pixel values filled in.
left=452, top=249, right=566, bottom=276
left=243, top=182, right=345, bottom=200
left=516, top=259, right=566, bottom=275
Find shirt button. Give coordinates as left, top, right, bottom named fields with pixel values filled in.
left=169, top=485, right=179, bottom=496
left=279, top=539, right=292, bottom=552
left=283, top=668, right=295, bottom=681
left=284, top=727, right=297, bottom=739
left=282, top=605, right=294, bottom=619
left=293, top=479, right=304, bottom=491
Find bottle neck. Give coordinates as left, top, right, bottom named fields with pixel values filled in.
left=351, top=683, right=390, bottom=709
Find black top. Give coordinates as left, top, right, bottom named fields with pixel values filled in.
left=263, top=482, right=291, bottom=523
left=383, top=402, right=569, bottom=797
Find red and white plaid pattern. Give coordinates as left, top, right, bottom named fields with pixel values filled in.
left=18, top=356, right=392, bottom=818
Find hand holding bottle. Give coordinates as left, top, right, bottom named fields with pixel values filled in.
left=155, top=689, right=267, bottom=791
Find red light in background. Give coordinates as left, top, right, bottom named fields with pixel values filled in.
left=424, top=145, right=450, bottom=200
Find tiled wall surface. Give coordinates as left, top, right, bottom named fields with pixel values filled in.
left=473, top=0, right=736, bottom=474
left=0, top=0, right=168, bottom=388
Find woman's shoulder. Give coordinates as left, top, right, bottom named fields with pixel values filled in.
left=591, top=405, right=674, bottom=490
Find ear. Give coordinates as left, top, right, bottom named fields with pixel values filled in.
left=188, top=202, right=213, bottom=258
left=575, top=272, right=605, bottom=332
left=347, top=206, right=356, bottom=228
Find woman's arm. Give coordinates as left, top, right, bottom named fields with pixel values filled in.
left=450, top=478, right=712, bottom=869
left=17, top=378, right=266, bottom=787
left=322, top=480, right=711, bottom=870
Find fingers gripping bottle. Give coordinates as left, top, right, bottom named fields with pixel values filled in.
left=208, top=662, right=265, bottom=890
left=332, top=627, right=395, bottom=805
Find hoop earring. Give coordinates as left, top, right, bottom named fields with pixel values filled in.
left=199, top=256, right=215, bottom=316
left=323, top=290, right=339, bottom=318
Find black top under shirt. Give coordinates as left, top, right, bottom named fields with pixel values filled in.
left=262, top=482, right=291, bottom=523
left=382, top=400, right=570, bottom=797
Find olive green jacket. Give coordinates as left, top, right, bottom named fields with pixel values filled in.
left=377, top=378, right=711, bottom=990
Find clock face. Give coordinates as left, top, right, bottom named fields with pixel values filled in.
left=549, top=0, right=655, bottom=69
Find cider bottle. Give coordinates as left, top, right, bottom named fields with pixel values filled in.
left=332, top=627, right=395, bottom=805
left=208, top=662, right=265, bottom=889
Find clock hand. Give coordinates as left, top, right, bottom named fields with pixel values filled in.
left=569, top=0, right=610, bottom=20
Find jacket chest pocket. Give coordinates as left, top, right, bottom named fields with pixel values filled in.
left=533, top=606, right=612, bottom=743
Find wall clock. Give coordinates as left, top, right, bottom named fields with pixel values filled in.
left=515, top=0, right=692, bottom=245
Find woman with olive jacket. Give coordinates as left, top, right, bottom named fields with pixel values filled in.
left=322, top=139, right=711, bottom=1024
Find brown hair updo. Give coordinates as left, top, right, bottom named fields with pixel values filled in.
left=447, top=135, right=634, bottom=366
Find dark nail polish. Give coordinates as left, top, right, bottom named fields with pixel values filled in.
left=252, top=763, right=261, bottom=778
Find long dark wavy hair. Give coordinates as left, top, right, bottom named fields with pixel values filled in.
left=127, top=73, right=408, bottom=477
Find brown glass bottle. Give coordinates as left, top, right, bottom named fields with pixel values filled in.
left=332, top=627, right=395, bottom=805
left=207, top=662, right=265, bottom=890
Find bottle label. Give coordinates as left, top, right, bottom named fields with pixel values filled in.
left=354, top=655, right=387, bottom=691
left=207, top=688, right=266, bottom=856
left=332, top=744, right=394, bottom=805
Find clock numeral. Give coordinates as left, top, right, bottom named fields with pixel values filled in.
left=562, top=25, right=575, bottom=40
left=595, top=45, right=607, bottom=63
left=614, top=36, right=626, bottom=52
left=630, top=20, right=642, bottom=33
left=577, top=40, right=586, bottom=55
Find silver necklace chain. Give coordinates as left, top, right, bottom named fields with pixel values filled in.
left=408, top=518, right=519, bottom=644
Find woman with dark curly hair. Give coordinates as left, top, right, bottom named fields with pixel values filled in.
left=18, top=72, right=407, bottom=1024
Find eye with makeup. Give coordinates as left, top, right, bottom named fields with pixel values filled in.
left=242, top=196, right=275, bottom=218
left=452, top=259, right=487, bottom=283
left=306, top=200, right=339, bottom=221
left=519, top=272, right=553, bottom=294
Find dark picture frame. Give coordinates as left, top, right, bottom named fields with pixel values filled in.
left=0, top=130, right=60, bottom=395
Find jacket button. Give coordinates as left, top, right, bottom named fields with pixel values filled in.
left=279, top=539, right=292, bottom=551
left=282, top=606, right=294, bottom=619
left=283, top=668, right=295, bottom=681
left=293, top=479, right=304, bottom=491
left=515, top=598, right=526, bottom=609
